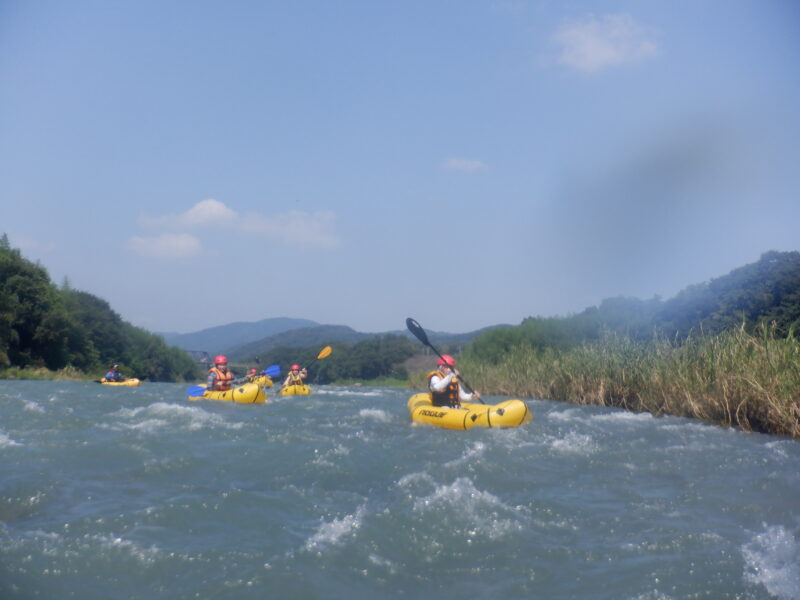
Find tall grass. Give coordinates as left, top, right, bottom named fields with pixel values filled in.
left=412, top=324, right=800, bottom=437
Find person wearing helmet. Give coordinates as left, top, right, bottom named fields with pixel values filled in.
left=245, top=368, right=259, bottom=383
left=282, top=364, right=307, bottom=388
left=104, top=364, right=124, bottom=382
left=207, top=355, right=234, bottom=391
left=427, top=354, right=480, bottom=408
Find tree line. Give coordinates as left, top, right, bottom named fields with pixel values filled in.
left=244, top=334, right=417, bottom=384
left=467, top=250, right=800, bottom=362
left=0, top=235, right=201, bottom=381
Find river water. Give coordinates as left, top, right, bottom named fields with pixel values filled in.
left=1, top=380, right=798, bottom=599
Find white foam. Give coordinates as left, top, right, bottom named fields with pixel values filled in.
left=23, top=399, right=45, bottom=413
left=549, top=432, right=597, bottom=455
left=358, top=408, right=392, bottom=423
left=592, top=411, right=653, bottom=424
left=444, top=441, right=486, bottom=468
left=742, top=524, right=800, bottom=600
left=412, top=477, right=528, bottom=539
left=107, top=402, right=243, bottom=432
left=303, top=504, right=366, bottom=553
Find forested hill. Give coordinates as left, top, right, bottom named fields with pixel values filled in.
left=160, top=317, right=319, bottom=353
left=0, top=235, right=200, bottom=381
left=469, top=250, right=800, bottom=360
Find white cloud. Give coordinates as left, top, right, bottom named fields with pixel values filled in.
left=552, top=14, right=657, bottom=73
left=140, top=198, right=238, bottom=229
left=134, top=199, right=340, bottom=257
left=127, top=233, right=202, bottom=259
left=241, top=210, right=340, bottom=248
left=443, top=158, right=487, bottom=172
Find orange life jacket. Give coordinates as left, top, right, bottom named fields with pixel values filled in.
left=208, top=366, right=234, bottom=391
left=426, top=370, right=460, bottom=407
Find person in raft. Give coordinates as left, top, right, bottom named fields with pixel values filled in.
left=283, top=364, right=307, bottom=387
left=104, top=364, right=124, bottom=382
left=427, top=354, right=480, bottom=408
left=245, top=368, right=259, bottom=383
left=207, top=355, right=234, bottom=391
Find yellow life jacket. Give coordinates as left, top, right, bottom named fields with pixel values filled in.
left=286, top=372, right=305, bottom=386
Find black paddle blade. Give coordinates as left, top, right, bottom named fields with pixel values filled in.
left=405, top=318, right=429, bottom=346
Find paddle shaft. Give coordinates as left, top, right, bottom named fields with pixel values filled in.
left=405, top=318, right=483, bottom=403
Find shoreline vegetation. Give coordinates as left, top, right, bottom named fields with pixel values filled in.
left=411, top=323, right=800, bottom=439
left=4, top=325, right=798, bottom=438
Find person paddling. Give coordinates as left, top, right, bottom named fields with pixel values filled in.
left=104, top=364, right=124, bottom=382
left=207, top=355, right=234, bottom=391
left=283, top=364, right=307, bottom=388
left=427, top=354, right=480, bottom=408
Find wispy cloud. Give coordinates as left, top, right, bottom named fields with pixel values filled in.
left=130, top=199, right=340, bottom=258
left=552, top=14, right=657, bottom=73
left=241, top=210, right=339, bottom=248
left=127, top=233, right=202, bottom=259
left=442, top=158, right=487, bottom=172
left=139, top=198, right=238, bottom=229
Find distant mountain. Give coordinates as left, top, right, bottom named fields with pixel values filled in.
left=227, top=323, right=514, bottom=361
left=226, top=325, right=371, bottom=360
left=159, top=317, right=319, bottom=353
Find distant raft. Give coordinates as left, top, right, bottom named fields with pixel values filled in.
left=251, top=375, right=274, bottom=388
left=279, top=384, right=312, bottom=396
left=407, top=393, right=531, bottom=430
left=188, top=382, right=267, bottom=404
left=100, top=378, right=141, bottom=387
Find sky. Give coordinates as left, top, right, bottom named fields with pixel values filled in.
left=2, top=1, right=799, bottom=335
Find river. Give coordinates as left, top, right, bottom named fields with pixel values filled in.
left=1, top=380, right=798, bottom=599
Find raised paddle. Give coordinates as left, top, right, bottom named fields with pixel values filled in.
left=263, top=364, right=281, bottom=377
left=405, top=317, right=484, bottom=404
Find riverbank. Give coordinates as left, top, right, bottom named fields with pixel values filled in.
left=411, top=324, right=800, bottom=439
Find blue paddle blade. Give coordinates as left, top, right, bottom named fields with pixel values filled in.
left=186, top=385, right=207, bottom=396
left=263, top=364, right=281, bottom=377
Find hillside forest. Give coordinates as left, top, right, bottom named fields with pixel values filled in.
left=2, top=233, right=799, bottom=436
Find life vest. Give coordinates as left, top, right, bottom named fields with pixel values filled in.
left=427, top=370, right=460, bottom=407
left=208, top=366, right=233, bottom=391
left=286, top=372, right=305, bottom=386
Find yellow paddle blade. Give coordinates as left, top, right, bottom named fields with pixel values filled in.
left=317, top=345, right=333, bottom=359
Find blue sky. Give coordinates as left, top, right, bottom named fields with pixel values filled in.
left=2, top=1, right=798, bottom=334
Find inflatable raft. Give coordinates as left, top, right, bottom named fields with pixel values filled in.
left=100, top=378, right=141, bottom=387
left=279, top=384, right=311, bottom=396
left=407, top=393, right=531, bottom=430
left=188, top=382, right=266, bottom=404
left=251, top=375, right=274, bottom=388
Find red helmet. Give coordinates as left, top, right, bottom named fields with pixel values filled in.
left=214, top=355, right=228, bottom=365
left=291, top=364, right=301, bottom=370
left=249, top=369, right=257, bottom=374
left=437, top=354, right=456, bottom=367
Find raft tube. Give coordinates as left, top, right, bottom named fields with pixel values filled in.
left=100, top=378, right=141, bottom=387
left=279, top=384, right=311, bottom=396
left=188, top=382, right=266, bottom=404
left=251, top=375, right=274, bottom=388
left=407, top=393, right=531, bottom=430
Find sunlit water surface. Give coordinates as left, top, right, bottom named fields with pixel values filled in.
left=1, top=380, right=798, bottom=599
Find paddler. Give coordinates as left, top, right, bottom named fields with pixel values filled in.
left=282, top=364, right=307, bottom=388
left=207, top=355, right=234, bottom=391
left=245, top=368, right=259, bottom=383
left=427, top=354, right=480, bottom=408
left=104, top=364, right=124, bottom=382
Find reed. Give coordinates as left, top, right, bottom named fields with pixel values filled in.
left=411, top=324, right=800, bottom=438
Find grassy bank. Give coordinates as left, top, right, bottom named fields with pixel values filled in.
left=411, top=324, right=800, bottom=438
left=0, top=365, right=88, bottom=381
